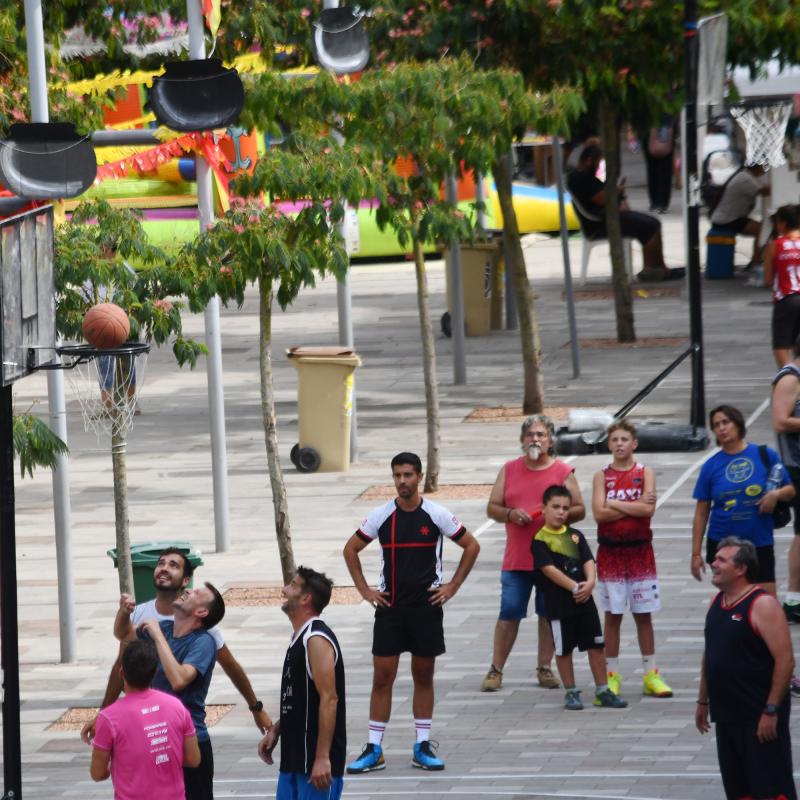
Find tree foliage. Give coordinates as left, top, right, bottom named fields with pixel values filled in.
left=12, top=411, right=69, bottom=479
left=54, top=200, right=206, bottom=367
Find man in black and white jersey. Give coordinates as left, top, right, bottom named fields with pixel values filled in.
left=258, top=567, right=346, bottom=800
left=343, top=452, right=480, bottom=773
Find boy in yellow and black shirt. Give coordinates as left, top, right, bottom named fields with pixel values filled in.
left=532, top=484, right=628, bottom=711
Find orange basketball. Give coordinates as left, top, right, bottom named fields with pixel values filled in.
left=82, top=303, right=130, bottom=349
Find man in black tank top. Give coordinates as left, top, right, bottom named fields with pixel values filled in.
left=696, top=537, right=796, bottom=800
left=258, top=567, right=346, bottom=800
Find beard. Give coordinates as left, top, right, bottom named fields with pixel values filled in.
left=524, top=443, right=542, bottom=460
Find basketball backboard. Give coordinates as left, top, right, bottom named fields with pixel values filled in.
left=0, top=205, right=56, bottom=386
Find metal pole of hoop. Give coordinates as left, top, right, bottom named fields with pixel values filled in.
left=684, top=0, right=706, bottom=431
left=0, top=385, right=21, bottom=799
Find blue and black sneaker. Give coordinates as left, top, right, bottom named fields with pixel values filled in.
left=412, top=740, right=445, bottom=771
left=346, top=743, right=385, bottom=774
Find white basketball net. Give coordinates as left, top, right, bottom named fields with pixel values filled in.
left=730, top=101, right=793, bottom=168
left=65, top=351, right=148, bottom=439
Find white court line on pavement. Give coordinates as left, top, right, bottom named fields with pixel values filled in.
left=215, top=770, right=725, bottom=784
left=215, top=792, right=685, bottom=800
left=473, top=456, right=577, bottom=539
left=655, top=396, right=771, bottom=510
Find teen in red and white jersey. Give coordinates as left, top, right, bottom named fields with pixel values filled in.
left=765, top=204, right=800, bottom=367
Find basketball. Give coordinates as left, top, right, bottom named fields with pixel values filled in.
left=82, top=303, right=130, bottom=349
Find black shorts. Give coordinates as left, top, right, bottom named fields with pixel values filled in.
left=772, top=295, right=800, bottom=349
left=372, top=605, right=445, bottom=658
left=184, top=738, right=214, bottom=800
left=549, top=605, right=604, bottom=656
left=588, top=210, right=661, bottom=246
left=715, top=718, right=796, bottom=800
left=706, top=538, right=776, bottom=584
left=716, top=216, right=751, bottom=234
left=618, top=210, right=661, bottom=245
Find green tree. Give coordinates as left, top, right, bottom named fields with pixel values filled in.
left=362, top=0, right=800, bottom=342
left=54, top=200, right=205, bottom=594
left=180, top=135, right=380, bottom=583
left=12, top=411, right=69, bottom=479
left=341, top=60, right=581, bottom=462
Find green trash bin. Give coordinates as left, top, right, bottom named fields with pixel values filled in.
left=107, top=541, right=204, bottom=603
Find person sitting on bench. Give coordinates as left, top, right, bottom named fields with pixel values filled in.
left=567, top=143, right=684, bottom=283
left=711, top=164, right=771, bottom=269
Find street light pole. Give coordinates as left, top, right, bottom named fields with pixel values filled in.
left=187, top=0, right=231, bottom=551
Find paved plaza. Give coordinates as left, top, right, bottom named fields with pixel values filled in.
left=7, top=159, right=799, bottom=799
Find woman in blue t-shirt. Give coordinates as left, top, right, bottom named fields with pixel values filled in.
left=691, top=404, right=795, bottom=595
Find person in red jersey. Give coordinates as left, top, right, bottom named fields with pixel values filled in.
left=591, top=419, right=672, bottom=699
left=764, top=204, right=800, bottom=368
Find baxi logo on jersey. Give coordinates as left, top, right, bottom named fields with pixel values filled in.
left=606, top=488, right=642, bottom=501
left=420, top=526, right=430, bottom=536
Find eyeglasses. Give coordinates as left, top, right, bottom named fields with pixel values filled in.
left=525, top=431, right=549, bottom=439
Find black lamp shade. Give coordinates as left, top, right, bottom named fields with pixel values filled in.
left=149, top=59, right=245, bottom=132
left=0, top=123, right=96, bottom=200
left=312, top=8, right=369, bottom=75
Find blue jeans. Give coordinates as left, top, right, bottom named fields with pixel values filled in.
left=499, top=570, right=544, bottom=620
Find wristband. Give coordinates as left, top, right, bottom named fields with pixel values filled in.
left=505, top=508, right=512, bottom=522
left=249, top=700, right=264, bottom=713
left=571, top=584, right=579, bottom=595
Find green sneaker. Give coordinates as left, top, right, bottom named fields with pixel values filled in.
left=593, top=688, right=628, bottom=708
left=607, top=671, right=621, bottom=696
left=642, top=668, right=673, bottom=698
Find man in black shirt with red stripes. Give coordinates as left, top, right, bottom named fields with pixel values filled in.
left=696, top=536, right=796, bottom=800
left=343, top=452, right=480, bottom=774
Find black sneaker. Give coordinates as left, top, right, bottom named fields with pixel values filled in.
left=783, top=603, right=800, bottom=624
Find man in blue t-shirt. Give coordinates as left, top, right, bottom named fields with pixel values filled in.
left=121, top=582, right=225, bottom=800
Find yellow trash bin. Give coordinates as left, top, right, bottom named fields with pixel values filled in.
left=286, top=346, right=361, bottom=472
left=445, top=241, right=501, bottom=337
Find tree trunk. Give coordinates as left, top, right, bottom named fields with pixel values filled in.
left=599, top=100, right=636, bottom=342
left=412, top=236, right=440, bottom=493
left=492, top=155, right=545, bottom=414
left=258, top=277, right=296, bottom=584
left=111, top=430, right=133, bottom=595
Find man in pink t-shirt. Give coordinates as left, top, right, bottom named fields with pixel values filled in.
left=482, top=415, right=586, bottom=692
left=91, top=640, right=200, bottom=799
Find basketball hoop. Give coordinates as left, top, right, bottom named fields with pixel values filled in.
left=56, top=342, right=149, bottom=438
left=730, top=99, right=793, bottom=168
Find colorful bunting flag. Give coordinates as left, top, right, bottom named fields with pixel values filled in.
left=202, top=0, right=222, bottom=36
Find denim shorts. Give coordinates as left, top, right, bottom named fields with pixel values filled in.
left=499, top=570, right=544, bottom=620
